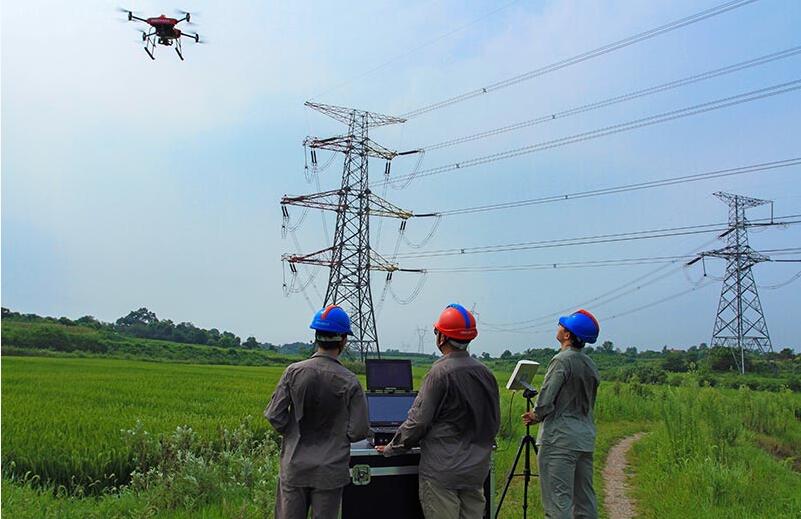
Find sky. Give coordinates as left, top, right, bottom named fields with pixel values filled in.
left=2, top=0, right=800, bottom=355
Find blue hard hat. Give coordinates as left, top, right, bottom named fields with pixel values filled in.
left=558, top=309, right=600, bottom=344
left=310, top=305, right=353, bottom=336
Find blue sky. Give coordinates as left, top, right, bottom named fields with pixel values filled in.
left=3, top=0, right=800, bottom=355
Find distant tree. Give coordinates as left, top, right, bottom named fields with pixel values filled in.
left=481, top=352, right=491, bottom=360
left=662, top=351, right=688, bottom=372
left=243, top=336, right=259, bottom=349
left=601, top=341, right=615, bottom=354
left=116, top=307, right=159, bottom=326
left=706, top=346, right=743, bottom=372
left=500, top=349, right=512, bottom=359
left=75, top=315, right=102, bottom=329
left=778, top=347, right=794, bottom=360
left=625, top=346, right=638, bottom=357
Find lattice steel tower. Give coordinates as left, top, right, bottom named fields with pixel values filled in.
left=694, top=192, right=774, bottom=373
left=281, top=102, right=425, bottom=361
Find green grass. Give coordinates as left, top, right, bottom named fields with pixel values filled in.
left=630, top=386, right=801, bottom=518
left=2, top=357, right=283, bottom=491
left=3, top=357, right=801, bottom=518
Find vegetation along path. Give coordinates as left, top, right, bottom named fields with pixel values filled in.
left=603, top=432, right=646, bottom=519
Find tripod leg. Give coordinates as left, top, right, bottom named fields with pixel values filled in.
left=523, top=435, right=536, bottom=519
left=495, top=435, right=526, bottom=518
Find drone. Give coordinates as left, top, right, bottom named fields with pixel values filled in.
left=120, top=9, right=203, bottom=60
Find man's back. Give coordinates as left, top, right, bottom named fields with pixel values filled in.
left=265, top=352, right=369, bottom=489
left=393, top=351, right=500, bottom=489
left=536, top=348, right=600, bottom=452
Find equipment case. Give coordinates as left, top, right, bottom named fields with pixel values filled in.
left=342, top=440, right=495, bottom=519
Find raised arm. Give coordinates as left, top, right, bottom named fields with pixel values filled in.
left=533, top=357, right=567, bottom=420
left=383, top=372, right=445, bottom=455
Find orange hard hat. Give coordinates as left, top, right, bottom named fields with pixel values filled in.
left=434, top=304, right=478, bottom=341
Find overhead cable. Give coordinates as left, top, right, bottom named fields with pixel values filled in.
left=480, top=236, right=722, bottom=329
left=311, top=0, right=522, bottom=100
left=422, top=46, right=801, bottom=151
left=401, top=0, right=761, bottom=118
left=438, top=157, right=801, bottom=217
left=379, top=79, right=801, bottom=187
left=392, top=214, right=801, bottom=260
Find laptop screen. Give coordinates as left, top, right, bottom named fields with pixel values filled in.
left=365, top=359, right=413, bottom=391
left=367, top=394, right=416, bottom=425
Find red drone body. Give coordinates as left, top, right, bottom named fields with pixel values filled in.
left=121, top=10, right=202, bottom=60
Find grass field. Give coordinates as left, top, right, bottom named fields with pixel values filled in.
left=2, top=356, right=800, bottom=518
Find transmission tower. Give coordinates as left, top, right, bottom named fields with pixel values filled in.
left=281, top=102, right=429, bottom=361
left=416, top=326, right=428, bottom=354
left=688, top=192, right=774, bottom=374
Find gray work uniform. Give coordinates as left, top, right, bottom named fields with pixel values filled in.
left=384, top=350, right=500, bottom=519
left=534, top=347, right=600, bottom=519
left=265, top=351, right=369, bottom=519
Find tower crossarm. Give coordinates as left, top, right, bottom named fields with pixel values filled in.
left=282, top=190, right=434, bottom=220
left=282, top=247, right=424, bottom=273
left=304, top=135, right=403, bottom=160
left=714, top=191, right=771, bottom=210
left=699, top=247, right=770, bottom=264
left=370, top=250, right=426, bottom=273
left=305, top=101, right=406, bottom=127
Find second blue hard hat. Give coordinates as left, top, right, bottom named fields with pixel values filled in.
left=310, top=305, right=354, bottom=335
left=558, top=309, right=600, bottom=344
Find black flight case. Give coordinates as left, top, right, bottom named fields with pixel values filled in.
left=342, top=441, right=496, bottom=519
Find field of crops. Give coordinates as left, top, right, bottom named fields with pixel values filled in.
left=3, top=356, right=801, bottom=518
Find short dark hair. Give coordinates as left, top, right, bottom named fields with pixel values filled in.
left=568, top=331, right=585, bottom=349
left=447, top=338, right=471, bottom=350
left=315, top=330, right=345, bottom=350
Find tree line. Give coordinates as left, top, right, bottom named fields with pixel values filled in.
left=0, top=307, right=298, bottom=351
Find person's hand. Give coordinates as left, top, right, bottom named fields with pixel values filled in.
left=521, top=411, right=541, bottom=425
left=374, top=445, right=386, bottom=453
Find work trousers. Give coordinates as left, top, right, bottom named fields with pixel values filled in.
left=418, top=477, right=485, bottom=519
left=274, top=480, right=343, bottom=519
left=537, top=445, right=597, bottom=519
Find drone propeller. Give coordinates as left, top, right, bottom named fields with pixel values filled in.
left=175, top=9, right=198, bottom=24
left=116, top=7, right=141, bottom=22
left=184, top=32, right=207, bottom=44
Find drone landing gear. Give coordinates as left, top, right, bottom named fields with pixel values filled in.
left=143, top=33, right=156, bottom=60
left=175, top=37, right=184, bottom=61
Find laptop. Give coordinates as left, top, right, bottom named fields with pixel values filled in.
left=365, top=359, right=413, bottom=392
left=366, top=392, right=417, bottom=446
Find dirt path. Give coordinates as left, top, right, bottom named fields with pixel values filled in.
left=603, top=432, right=646, bottom=519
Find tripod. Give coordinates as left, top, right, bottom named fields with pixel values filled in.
left=495, top=386, right=539, bottom=519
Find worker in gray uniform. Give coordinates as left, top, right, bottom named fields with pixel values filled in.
left=377, top=303, right=500, bottom=519
left=522, top=309, right=601, bottom=519
left=265, top=305, right=369, bottom=519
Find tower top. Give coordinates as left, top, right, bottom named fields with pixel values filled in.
left=305, top=101, right=406, bottom=128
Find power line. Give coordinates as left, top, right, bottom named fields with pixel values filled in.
left=479, top=246, right=801, bottom=332
left=401, top=0, right=762, bottom=118
left=438, top=157, right=801, bottom=217
left=379, top=78, right=801, bottom=187
left=312, top=0, right=522, bottom=100
left=486, top=280, right=718, bottom=336
left=598, top=280, right=717, bottom=323
left=425, top=248, right=801, bottom=273
left=427, top=255, right=693, bottom=273
left=422, top=46, right=801, bottom=151
left=391, top=214, right=801, bottom=260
